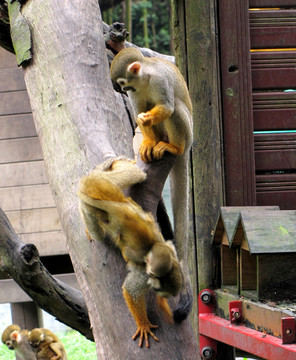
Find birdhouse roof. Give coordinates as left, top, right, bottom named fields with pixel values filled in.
left=233, top=210, right=296, bottom=254
left=212, top=206, right=279, bottom=246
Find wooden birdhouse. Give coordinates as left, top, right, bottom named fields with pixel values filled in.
left=212, top=206, right=279, bottom=293
left=232, top=210, right=296, bottom=302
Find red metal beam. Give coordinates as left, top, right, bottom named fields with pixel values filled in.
left=198, top=290, right=296, bottom=360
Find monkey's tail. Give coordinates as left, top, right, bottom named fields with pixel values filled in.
left=170, top=151, right=193, bottom=322
left=169, top=153, right=189, bottom=260
left=173, top=277, right=193, bottom=322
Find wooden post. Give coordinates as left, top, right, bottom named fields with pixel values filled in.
left=171, top=0, right=224, bottom=340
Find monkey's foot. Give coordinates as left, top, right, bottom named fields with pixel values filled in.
left=85, top=228, right=94, bottom=242
left=132, top=323, right=159, bottom=348
left=153, top=141, right=184, bottom=159
left=139, top=140, right=157, bottom=162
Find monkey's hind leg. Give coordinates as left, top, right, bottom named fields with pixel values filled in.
left=153, top=141, right=185, bottom=159
left=122, top=288, right=159, bottom=348
left=122, top=266, right=158, bottom=348
left=136, top=119, right=157, bottom=163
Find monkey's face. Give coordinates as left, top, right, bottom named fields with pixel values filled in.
left=116, top=61, right=148, bottom=93
left=28, top=330, right=43, bottom=347
left=116, top=77, right=137, bottom=93
left=145, top=246, right=173, bottom=278
left=5, top=339, right=15, bottom=350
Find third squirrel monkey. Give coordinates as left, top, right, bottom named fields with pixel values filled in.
left=78, top=159, right=184, bottom=347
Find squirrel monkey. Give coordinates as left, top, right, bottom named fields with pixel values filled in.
left=1, top=324, right=37, bottom=360
left=28, top=328, right=67, bottom=360
left=78, top=159, right=184, bottom=347
left=110, top=47, right=193, bottom=163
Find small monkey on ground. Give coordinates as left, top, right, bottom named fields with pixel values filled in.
left=28, top=328, right=67, bottom=360
left=2, top=324, right=37, bottom=360
left=78, top=158, right=185, bottom=347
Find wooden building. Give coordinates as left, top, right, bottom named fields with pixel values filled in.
left=0, top=46, right=76, bottom=329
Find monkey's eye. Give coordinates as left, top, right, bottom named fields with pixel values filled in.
left=117, top=79, right=126, bottom=86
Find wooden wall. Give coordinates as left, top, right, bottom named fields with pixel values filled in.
left=0, top=47, right=67, bottom=258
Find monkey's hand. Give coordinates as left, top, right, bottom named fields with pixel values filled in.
left=139, top=139, right=157, bottom=163
left=122, top=287, right=159, bottom=348
left=137, top=112, right=153, bottom=127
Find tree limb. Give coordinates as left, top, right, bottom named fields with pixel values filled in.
left=0, top=208, right=93, bottom=340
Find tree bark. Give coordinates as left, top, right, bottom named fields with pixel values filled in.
left=16, top=0, right=199, bottom=359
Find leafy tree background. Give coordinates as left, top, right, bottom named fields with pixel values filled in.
left=102, top=0, right=172, bottom=54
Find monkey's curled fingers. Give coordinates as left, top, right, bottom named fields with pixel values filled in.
left=137, top=112, right=153, bottom=127
left=132, top=323, right=159, bottom=348
left=139, top=139, right=157, bottom=162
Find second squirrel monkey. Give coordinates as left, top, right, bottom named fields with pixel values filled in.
left=110, top=47, right=193, bottom=163
left=78, top=159, right=184, bottom=347
left=2, top=325, right=37, bottom=360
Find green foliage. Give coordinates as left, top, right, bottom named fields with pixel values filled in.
left=0, top=330, right=96, bottom=360
left=103, top=0, right=172, bottom=54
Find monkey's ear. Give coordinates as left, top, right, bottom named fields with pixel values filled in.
left=127, top=61, right=142, bottom=76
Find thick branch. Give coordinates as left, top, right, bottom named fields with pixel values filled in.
left=0, top=208, right=92, bottom=340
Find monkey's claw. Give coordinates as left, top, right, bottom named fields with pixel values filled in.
left=132, top=323, right=159, bottom=348
left=139, top=140, right=157, bottom=162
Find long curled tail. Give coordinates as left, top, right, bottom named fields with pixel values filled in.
left=173, top=278, right=193, bottom=322
left=170, top=151, right=193, bottom=322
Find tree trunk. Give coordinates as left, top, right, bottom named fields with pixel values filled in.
left=19, top=0, right=199, bottom=358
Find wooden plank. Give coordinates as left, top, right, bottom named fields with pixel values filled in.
left=254, top=133, right=296, bottom=171
left=253, top=109, right=296, bottom=131
left=250, top=10, right=296, bottom=49
left=0, top=90, right=31, bottom=115
left=0, top=184, right=55, bottom=211
left=5, top=207, right=62, bottom=234
left=219, top=0, right=256, bottom=206
left=19, top=231, right=68, bottom=256
left=250, top=0, right=296, bottom=6
left=221, top=245, right=237, bottom=286
left=11, top=303, right=42, bottom=332
left=0, top=67, right=26, bottom=92
left=252, top=68, right=296, bottom=90
left=215, top=289, right=296, bottom=338
left=240, top=249, right=257, bottom=291
left=0, top=137, right=43, bottom=164
left=253, top=91, right=296, bottom=130
left=0, top=113, right=36, bottom=140
left=240, top=210, right=296, bottom=253
left=0, top=274, right=79, bottom=303
left=256, top=190, right=296, bottom=210
left=0, top=46, right=17, bottom=68
left=0, top=161, right=48, bottom=187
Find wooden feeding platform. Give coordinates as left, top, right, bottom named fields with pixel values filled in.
left=212, top=206, right=279, bottom=294
left=233, top=209, right=296, bottom=302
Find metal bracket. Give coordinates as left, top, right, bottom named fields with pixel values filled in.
left=198, top=289, right=296, bottom=359
left=229, top=300, right=243, bottom=324
left=199, top=289, right=217, bottom=360
left=282, top=317, right=296, bottom=344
